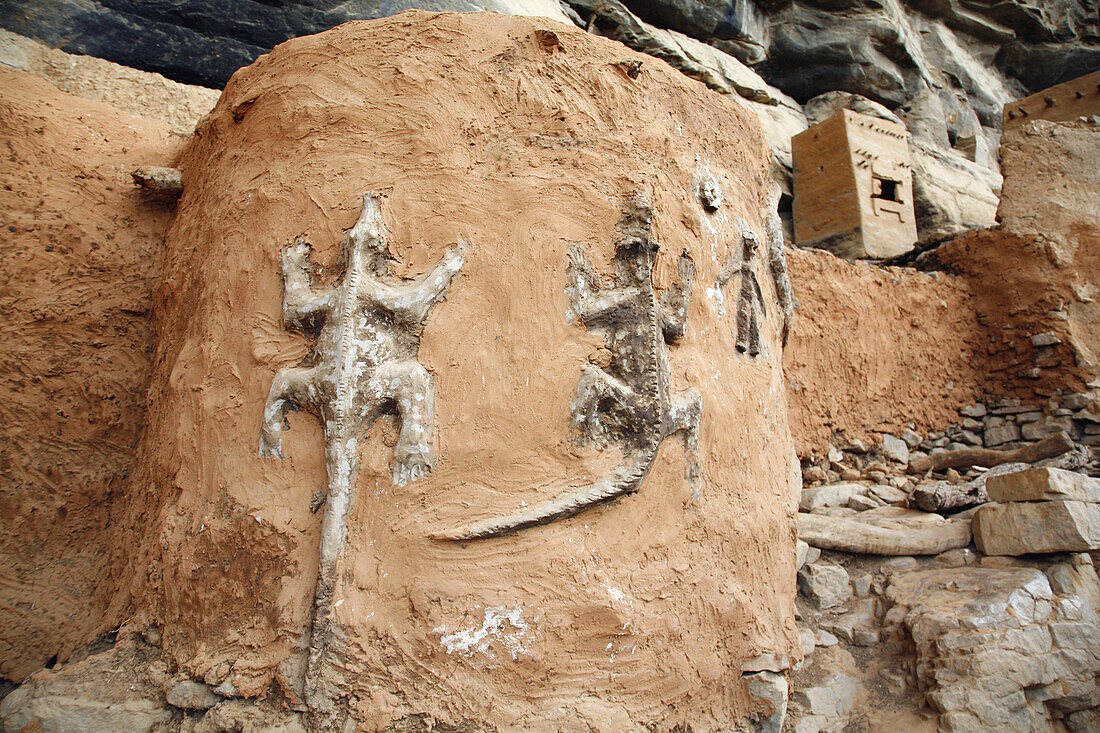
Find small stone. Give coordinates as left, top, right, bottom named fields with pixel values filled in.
left=960, top=417, right=984, bottom=431
left=803, top=465, right=827, bottom=484
left=1030, top=331, right=1062, bottom=347
left=800, top=483, right=868, bottom=512
left=804, top=545, right=822, bottom=566
left=985, top=423, right=1021, bottom=447
left=796, top=540, right=810, bottom=571
left=798, top=563, right=852, bottom=609
left=742, top=671, right=788, bottom=733
left=847, top=494, right=880, bottom=511
left=827, top=446, right=843, bottom=464
left=799, top=628, right=817, bottom=656
left=790, top=673, right=859, bottom=719
left=883, top=557, right=918, bottom=572
left=958, top=429, right=982, bottom=446
left=935, top=548, right=977, bottom=567
left=869, top=484, right=908, bottom=505
left=840, top=468, right=861, bottom=481
left=852, top=628, right=880, bottom=646
left=165, top=679, right=219, bottom=710
left=844, top=438, right=869, bottom=453
left=1062, top=393, right=1093, bottom=411
left=814, top=629, right=838, bottom=647
left=900, top=429, right=923, bottom=448
left=213, top=679, right=238, bottom=698
left=960, top=404, right=987, bottom=418
left=1075, top=407, right=1100, bottom=424
left=851, top=572, right=873, bottom=597
left=881, top=434, right=910, bottom=464
left=1015, top=411, right=1043, bottom=423
left=1021, top=416, right=1074, bottom=441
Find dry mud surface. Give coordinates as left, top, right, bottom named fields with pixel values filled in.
left=782, top=249, right=987, bottom=455
left=121, top=12, right=800, bottom=731
left=0, top=70, right=181, bottom=681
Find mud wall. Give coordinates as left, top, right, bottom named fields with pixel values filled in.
left=120, top=12, right=800, bottom=730
left=0, top=70, right=180, bottom=681
left=782, top=248, right=987, bottom=456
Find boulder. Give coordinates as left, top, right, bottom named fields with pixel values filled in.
left=567, top=0, right=807, bottom=169
left=987, top=467, right=1100, bottom=504
left=800, top=482, right=867, bottom=512
left=798, top=563, right=852, bottom=609
left=617, top=0, right=767, bottom=63
left=973, top=501, right=1100, bottom=555
left=0, top=29, right=218, bottom=134
left=883, top=564, right=1100, bottom=731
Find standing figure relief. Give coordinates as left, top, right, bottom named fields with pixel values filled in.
left=259, top=192, right=467, bottom=709
left=436, top=193, right=701, bottom=541
left=717, top=183, right=795, bottom=357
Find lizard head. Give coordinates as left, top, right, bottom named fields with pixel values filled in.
left=614, top=193, right=659, bottom=281
left=346, top=192, right=389, bottom=258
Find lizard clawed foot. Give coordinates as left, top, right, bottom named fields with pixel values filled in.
left=393, top=454, right=432, bottom=487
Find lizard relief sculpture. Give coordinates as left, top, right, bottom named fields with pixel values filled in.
left=259, top=192, right=467, bottom=708
left=437, top=193, right=701, bottom=541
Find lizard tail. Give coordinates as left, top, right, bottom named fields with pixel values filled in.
left=431, top=453, right=656, bottom=541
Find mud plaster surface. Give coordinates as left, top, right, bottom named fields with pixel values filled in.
left=0, top=70, right=181, bottom=681
left=124, top=12, right=800, bottom=730
left=931, top=120, right=1099, bottom=394
left=782, top=249, right=987, bottom=456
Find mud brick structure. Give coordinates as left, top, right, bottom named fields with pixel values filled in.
left=792, top=109, right=917, bottom=259
left=1003, top=70, right=1100, bottom=132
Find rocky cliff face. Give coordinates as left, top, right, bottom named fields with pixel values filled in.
left=3, top=0, right=1096, bottom=246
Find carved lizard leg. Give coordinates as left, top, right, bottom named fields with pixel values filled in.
left=281, top=237, right=333, bottom=331
left=667, top=387, right=702, bottom=483
left=371, top=359, right=436, bottom=486
left=659, top=250, right=695, bottom=341
left=570, top=363, right=635, bottom=444
left=259, top=365, right=324, bottom=458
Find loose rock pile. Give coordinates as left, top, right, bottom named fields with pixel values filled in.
left=791, top=390, right=1100, bottom=732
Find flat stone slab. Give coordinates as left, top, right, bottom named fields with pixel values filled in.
left=986, top=467, right=1100, bottom=503
left=974, top=501, right=1100, bottom=555
left=800, top=482, right=867, bottom=511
